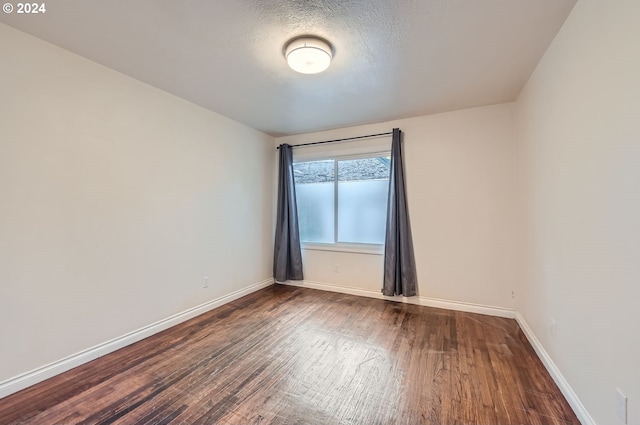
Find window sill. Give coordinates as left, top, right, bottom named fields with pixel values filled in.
left=301, top=243, right=384, bottom=256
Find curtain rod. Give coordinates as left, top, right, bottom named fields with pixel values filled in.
left=276, top=131, right=393, bottom=150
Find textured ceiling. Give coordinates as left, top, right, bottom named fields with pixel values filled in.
left=1, top=0, right=576, bottom=136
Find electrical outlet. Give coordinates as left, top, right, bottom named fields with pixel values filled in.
left=334, top=264, right=339, bottom=273
left=203, top=276, right=209, bottom=288
left=616, top=388, right=628, bottom=424
left=550, top=318, right=557, bottom=339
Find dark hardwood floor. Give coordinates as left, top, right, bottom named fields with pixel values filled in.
left=0, top=284, right=580, bottom=425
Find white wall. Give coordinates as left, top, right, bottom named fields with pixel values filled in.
left=0, top=24, right=274, bottom=384
left=277, top=103, right=518, bottom=312
left=514, top=0, right=640, bottom=424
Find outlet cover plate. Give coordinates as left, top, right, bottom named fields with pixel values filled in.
left=616, top=387, right=627, bottom=424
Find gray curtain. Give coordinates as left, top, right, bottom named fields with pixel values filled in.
left=273, top=144, right=304, bottom=282
left=382, top=128, right=417, bottom=296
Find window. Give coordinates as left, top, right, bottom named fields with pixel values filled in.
left=293, top=154, right=390, bottom=247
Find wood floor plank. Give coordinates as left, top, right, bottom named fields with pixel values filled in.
left=0, top=285, right=580, bottom=425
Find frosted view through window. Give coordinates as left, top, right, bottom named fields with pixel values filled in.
left=294, top=156, right=390, bottom=245
left=293, top=160, right=335, bottom=243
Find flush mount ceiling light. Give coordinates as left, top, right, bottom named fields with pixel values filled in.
left=285, top=37, right=332, bottom=74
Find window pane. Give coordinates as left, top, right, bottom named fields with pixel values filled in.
left=293, top=160, right=335, bottom=243
left=337, top=157, right=390, bottom=244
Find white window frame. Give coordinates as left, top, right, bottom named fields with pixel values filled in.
left=294, top=150, right=390, bottom=255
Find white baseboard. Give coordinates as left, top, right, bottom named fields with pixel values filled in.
left=515, top=312, right=596, bottom=425
left=281, top=280, right=515, bottom=318
left=0, top=278, right=274, bottom=399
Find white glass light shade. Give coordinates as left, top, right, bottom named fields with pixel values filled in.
left=285, top=37, right=332, bottom=74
